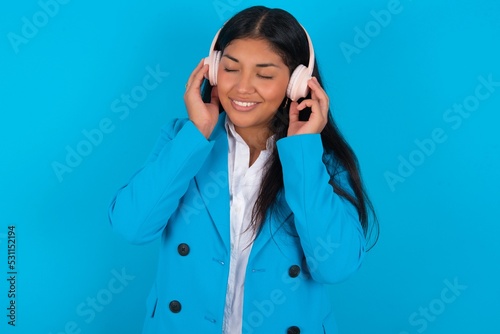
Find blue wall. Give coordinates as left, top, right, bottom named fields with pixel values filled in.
left=1, top=0, right=499, bottom=333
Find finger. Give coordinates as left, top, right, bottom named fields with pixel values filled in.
left=210, top=86, right=220, bottom=106
left=187, top=65, right=208, bottom=93
left=296, top=99, right=319, bottom=112
left=308, top=77, right=326, bottom=100
left=307, top=77, right=329, bottom=114
left=313, top=77, right=329, bottom=107
left=195, top=63, right=209, bottom=88
left=298, top=99, right=326, bottom=125
left=186, top=59, right=206, bottom=89
left=289, top=101, right=300, bottom=123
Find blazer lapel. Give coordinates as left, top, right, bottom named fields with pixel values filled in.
left=194, top=112, right=231, bottom=252
left=249, top=190, right=293, bottom=261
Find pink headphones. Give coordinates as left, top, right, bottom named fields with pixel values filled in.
left=203, top=24, right=316, bottom=102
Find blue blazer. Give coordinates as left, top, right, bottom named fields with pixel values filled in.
left=108, top=111, right=366, bottom=334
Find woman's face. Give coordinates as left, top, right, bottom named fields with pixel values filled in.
left=217, top=38, right=290, bottom=139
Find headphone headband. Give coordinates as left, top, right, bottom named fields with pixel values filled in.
left=301, top=25, right=315, bottom=76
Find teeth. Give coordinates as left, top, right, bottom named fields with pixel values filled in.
left=233, top=100, right=257, bottom=107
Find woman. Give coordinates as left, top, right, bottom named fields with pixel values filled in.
left=108, top=5, right=378, bottom=334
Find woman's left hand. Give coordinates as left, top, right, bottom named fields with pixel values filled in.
left=287, top=77, right=329, bottom=136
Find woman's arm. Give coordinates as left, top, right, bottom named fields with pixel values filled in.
left=108, top=118, right=214, bottom=244
left=276, top=133, right=366, bottom=284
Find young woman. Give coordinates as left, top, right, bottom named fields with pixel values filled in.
left=108, top=5, right=378, bottom=334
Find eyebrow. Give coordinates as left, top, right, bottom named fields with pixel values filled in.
left=222, top=54, right=280, bottom=68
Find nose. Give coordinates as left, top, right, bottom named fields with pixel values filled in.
left=235, top=72, right=255, bottom=94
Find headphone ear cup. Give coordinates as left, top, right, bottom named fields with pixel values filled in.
left=287, top=65, right=311, bottom=101
left=205, top=51, right=221, bottom=86
left=212, top=51, right=221, bottom=86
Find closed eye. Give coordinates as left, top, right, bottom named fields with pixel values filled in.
left=257, top=74, right=273, bottom=79
left=223, top=67, right=273, bottom=79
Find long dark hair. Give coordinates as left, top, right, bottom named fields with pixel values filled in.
left=201, top=6, right=379, bottom=249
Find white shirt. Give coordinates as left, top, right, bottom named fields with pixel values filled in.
left=222, top=114, right=275, bottom=334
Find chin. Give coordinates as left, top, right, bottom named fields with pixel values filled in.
left=226, top=113, right=256, bottom=127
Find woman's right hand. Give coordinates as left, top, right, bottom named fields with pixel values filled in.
left=184, top=59, right=220, bottom=139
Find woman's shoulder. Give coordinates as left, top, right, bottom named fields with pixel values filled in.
left=159, top=117, right=190, bottom=136
left=159, top=112, right=227, bottom=138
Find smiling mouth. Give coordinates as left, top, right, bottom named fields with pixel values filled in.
left=230, top=99, right=260, bottom=111
left=232, top=100, right=258, bottom=107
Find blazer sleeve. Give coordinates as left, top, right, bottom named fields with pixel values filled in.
left=276, top=133, right=367, bottom=284
left=108, top=118, right=214, bottom=244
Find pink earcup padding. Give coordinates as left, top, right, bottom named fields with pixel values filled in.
left=204, top=51, right=221, bottom=86
left=287, top=64, right=311, bottom=101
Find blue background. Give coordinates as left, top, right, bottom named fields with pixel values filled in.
left=1, top=0, right=499, bottom=333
